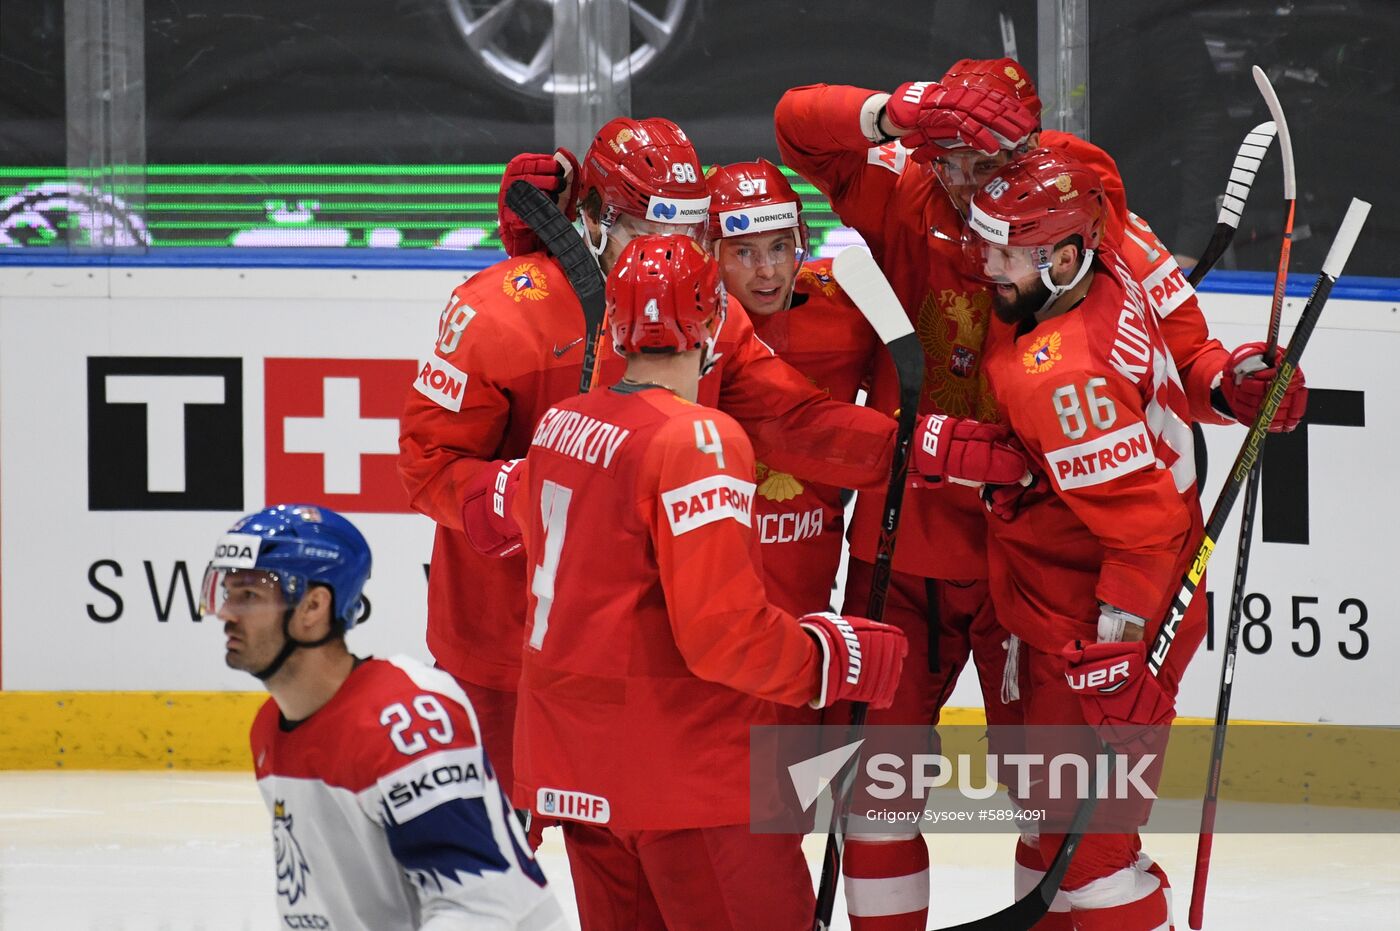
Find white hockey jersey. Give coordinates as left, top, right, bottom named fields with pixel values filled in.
left=250, top=655, right=566, bottom=931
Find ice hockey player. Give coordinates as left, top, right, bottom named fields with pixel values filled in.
left=202, top=503, right=566, bottom=930
left=776, top=58, right=1308, bottom=928
left=963, top=150, right=1205, bottom=930
left=507, top=234, right=906, bottom=930
left=399, top=116, right=896, bottom=806
left=705, top=158, right=880, bottom=618
left=775, top=61, right=1046, bottom=930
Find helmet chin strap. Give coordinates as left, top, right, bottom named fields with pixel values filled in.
left=1036, top=248, right=1094, bottom=317
left=782, top=231, right=806, bottom=311
left=700, top=291, right=728, bottom=377
left=252, top=606, right=340, bottom=682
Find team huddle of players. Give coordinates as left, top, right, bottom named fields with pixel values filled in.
left=397, top=57, right=1309, bottom=931
left=212, top=56, right=1310, bottom=931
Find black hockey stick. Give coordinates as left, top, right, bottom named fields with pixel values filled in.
left=504, top=180, right=607, bottom=393
left=1188, top=64, right=1297, bottom=930
left=927, top=196, right=1369, bottom=931
left=1186, top=120, right=1278, bottom=287
left=811, top=247, right=926, bottom=931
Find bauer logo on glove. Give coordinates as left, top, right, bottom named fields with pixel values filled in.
left=1065, top=657, right=1132, bottom=693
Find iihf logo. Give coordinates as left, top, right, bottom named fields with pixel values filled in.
left=272, top=800, right=312, bottom=905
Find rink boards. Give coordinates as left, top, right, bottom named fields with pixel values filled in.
left=0, top=262, right=1395, bottom=774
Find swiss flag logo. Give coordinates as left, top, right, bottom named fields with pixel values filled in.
left=264, top=358, right=417, bottom=513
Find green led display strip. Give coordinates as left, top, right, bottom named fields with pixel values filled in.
left=0, top=163, right=851, bottom=253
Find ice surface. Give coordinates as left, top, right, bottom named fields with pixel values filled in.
left=1, top=771, right=1395, bottom=929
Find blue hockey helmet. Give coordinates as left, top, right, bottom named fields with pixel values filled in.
left=201, top=504, right=372, bottom=632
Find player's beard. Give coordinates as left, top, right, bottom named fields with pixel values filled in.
left=992, top=277, right=1052, bottom=327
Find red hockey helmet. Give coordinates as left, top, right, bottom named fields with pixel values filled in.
left=704, top=159, right=808, bottom=256
left=964, top=148, right=1106, bottom=288
left=927, top=58, right=1042, bottom=205
left=580, top=117, right=710, bottom=234
left=607, top=234, right=723, bottom=356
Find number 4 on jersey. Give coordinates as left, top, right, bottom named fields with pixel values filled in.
left=694, top=419, right=726, bottom=468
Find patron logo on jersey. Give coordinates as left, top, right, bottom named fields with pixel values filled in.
left=265, top=358, right=417, bottom=512
left=379, top=748, right=486, bottom=822
left=87, top=356, right=244, bottom=511
left=538, top=787, right=610, bottom=825
left=1045, top=422, right=1154, bottom=490
left=414, top=355, right=468, bottom=412
left=1141, top=257, right=1193, bottom=317
left=661, top=474, right=756, bottom=535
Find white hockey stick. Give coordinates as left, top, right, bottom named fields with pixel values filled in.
left=811, top=246, right=924, bottom=931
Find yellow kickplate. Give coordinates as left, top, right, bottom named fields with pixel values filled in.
left=0, top=691, right=266, bottom=770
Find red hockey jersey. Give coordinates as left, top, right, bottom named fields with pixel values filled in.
left=398, top=251, right=893, bottom=690
left=512, top=386, right=822, bottom=830
left=749, top=258, right=880, bottom=616
left=775, top=85, right=1230, bottom=581
left=982, top=247, right=1206, bottom=688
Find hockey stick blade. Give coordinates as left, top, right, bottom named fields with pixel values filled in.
left=1190, top=64, right=1298, bottom=930
left=811, top=247, right=925, bottom=931
left=504, top=180, right=606, bottom=393
left=928, top=198, right=1368, bottom=931
left=1186, top=121, right=1277, bottom=287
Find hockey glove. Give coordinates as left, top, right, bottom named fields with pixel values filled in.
left=462, top=459, right=525, bottom=558
left=800, top=613, right=908, bottom=709
left=981, top=467, right=1048, bottom=521
left=1214, top=340, right=1308, bottom=432
left=497, top=148, right=581, bottom=256
left=1062, top=640, right=1176, bottom=754
left=884, top=80, right=1038, bottom=157
left=912, top=413, right=1031, bottom=487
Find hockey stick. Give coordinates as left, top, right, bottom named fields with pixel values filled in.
left=811, top=247, right=926, bottom=931
left=925, top=197, right=1369, bottom=931
left=504, top=180, right=607, bottom=393
left=1188, top=64, right=1297, bottom=930
left=1186, top=120, right=1278, bottom=287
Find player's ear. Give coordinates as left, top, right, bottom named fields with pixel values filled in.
left=293, top=586, right=336, bottom=641
left=1052, top=237, right=1083, bottom=281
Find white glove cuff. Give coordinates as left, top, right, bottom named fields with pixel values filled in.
left=861, top=93, right=895, bottom=144
left=1097, top=603, right=1145, bottom=643
left=800, top=621, right=834, bottom=709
